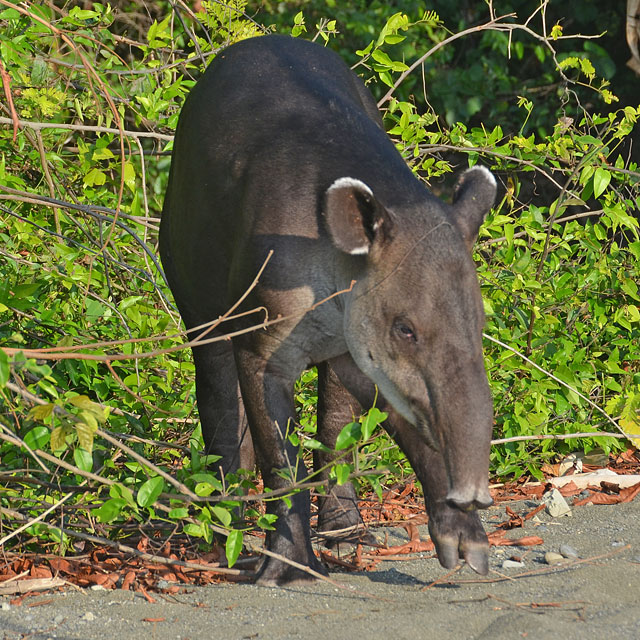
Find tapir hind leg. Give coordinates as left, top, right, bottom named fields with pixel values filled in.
left=190, top=336, right=256, bottom=475
left=314, top=362, right=364, bottom=536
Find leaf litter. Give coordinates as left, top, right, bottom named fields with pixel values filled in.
left=1, top=448, right=638, bottom=601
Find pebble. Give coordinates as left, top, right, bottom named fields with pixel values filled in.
left=559, top=544, right=579, bottom=559
left=80, top=612, right=96, bottom=622
left=53, top=614, right=64, bottom=625
left=543, top=488, right=572, bottom=517
left=502, top=559, right=525, bottom=569
left=611, top=540, right=625, bottom=547
left=1, top=601, right=10, bottom=611
left=90, top=584, right=108, bottom=591
left=544, top=551, right=568, bottom=566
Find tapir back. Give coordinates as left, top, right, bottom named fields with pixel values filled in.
left=160, top=35, right=427, bottom=322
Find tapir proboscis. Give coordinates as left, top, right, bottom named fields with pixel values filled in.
left=160, top=34, right=497, bottom=585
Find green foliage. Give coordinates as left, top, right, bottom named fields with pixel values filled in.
left=0, top=1, right=639, bottom=562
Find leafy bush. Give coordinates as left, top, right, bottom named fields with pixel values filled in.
left=0, top=1, right=638, bottom=562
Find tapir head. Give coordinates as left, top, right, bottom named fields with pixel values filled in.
left=324, top=166, right=497, bottom=512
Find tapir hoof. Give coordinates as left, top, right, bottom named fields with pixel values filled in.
left=428, top=501, right=490, bottom=575
left=434, top=535, right=489, bottom=575
left=255, top=554, right=328, bottom=586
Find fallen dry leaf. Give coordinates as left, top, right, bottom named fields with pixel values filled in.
left=488, top=529, right=544, bottom=547
left=573, top=481, right=640, bottom=506
left=556, top=480, right=583, bottom=497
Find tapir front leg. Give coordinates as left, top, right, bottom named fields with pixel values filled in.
left=233, top=341, right=327, bottom=585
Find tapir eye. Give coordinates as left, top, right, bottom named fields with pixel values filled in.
left=392, top=319, right=417, bottom=343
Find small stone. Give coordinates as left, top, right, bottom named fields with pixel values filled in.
left=544, top=551, right=568, bottom=565
left=559, top=544, right=579, bottom=559
left=53, top=614, right=64, bottom=624
left=90, top=584, right=108, bottom=591
left=1, top=601, right=10, bottom=611
left=80, top=612, right=95, bottom=622
left=611, top=540, right=625, bottom=547
left=502, top=559, right=525, bottom=569
left=543, top=488, right=572, bottom=517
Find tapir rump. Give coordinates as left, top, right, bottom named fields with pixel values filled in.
left=159, top=34, right=497, bottom=585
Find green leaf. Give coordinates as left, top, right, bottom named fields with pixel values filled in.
left=70, top=395, right=109, bottom=423
left=76, top=420, right=97, bottom=452
left=302, top=437, right=330, bottom=452
left=83, top=167, right=106, bottom=187
left=334, top=463, right=352, bottom=486
left=361, top=408, right=387, bottom=440
left=211, top=505, right=232, bottom=528
left=593, top=167, right=611, bottom=198
left=50, top=425, right=71, bottom=452
left=621, top=278, right=640, bottom=301
left=256, top=513, right=278, bottom=530
left=123, top=161, right=136, bottom=193
left=184, top=522, right=207, bottom=538
left=29, top=403, right=55, bottom=422
left=335, top=422, right=361, bottom=450
left=110, top=483, right=137, bottom=509
left=0, top=350, right=8, bottom=388
left=225, top=529, right=243, bottom=568
left=74, top=447, right=93, bottom=472
left=137, top=476, right=165, bottom=507
left=23, top=426, right=50, bottom=451
left=94, top=498, right=127, bottom=523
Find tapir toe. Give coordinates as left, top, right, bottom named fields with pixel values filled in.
left=428, top=501, right=490, bottom=575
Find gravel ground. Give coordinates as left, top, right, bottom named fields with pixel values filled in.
left=2, top=498, right=639, bottom=640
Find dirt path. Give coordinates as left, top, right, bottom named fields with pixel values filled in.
left=2, top=499, right=639, bottom=640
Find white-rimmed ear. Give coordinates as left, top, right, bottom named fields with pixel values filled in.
left=324, top=177, right=389, bottom=255
left=451, top=166, right=497, bottom=249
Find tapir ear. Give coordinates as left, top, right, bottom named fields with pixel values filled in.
left=451, top=166, right=497, bottom=249
left=324, top=177, right=389, bottom=255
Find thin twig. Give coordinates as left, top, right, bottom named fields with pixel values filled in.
left=492, top=431, right=626, bottom=445
left=378, top=14, right=516, bottom=106
left=450, top=545, right=631, bottom=584
left=0, top=116, right=173, bottom=141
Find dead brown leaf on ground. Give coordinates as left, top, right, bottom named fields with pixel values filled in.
left=573, top=481, right=640, bottom=506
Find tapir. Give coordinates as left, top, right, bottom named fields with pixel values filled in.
left=159, top=34, right=497, bottom=585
